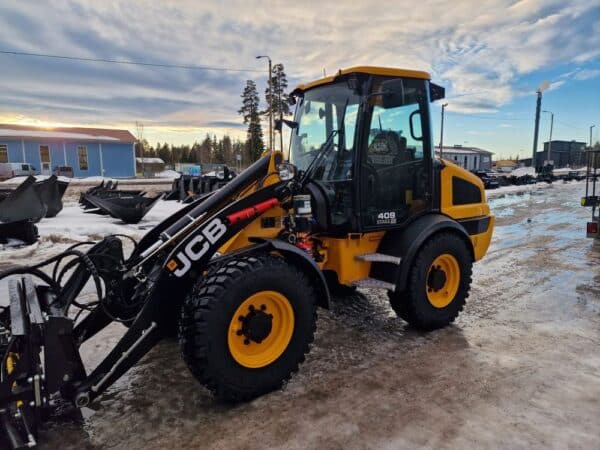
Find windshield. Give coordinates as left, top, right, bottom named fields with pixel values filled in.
left=289, top=83, right=360, bottom=181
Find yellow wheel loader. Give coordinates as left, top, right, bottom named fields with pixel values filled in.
left=0, top=66, right=494, bottom=448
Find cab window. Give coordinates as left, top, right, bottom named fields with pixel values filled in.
left=361, top=77, right=430, bottom=228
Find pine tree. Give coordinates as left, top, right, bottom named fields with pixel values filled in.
left=264, top=63, right=291, bottom=118
left=199, top=134, right=212, bottom=164
left=238, top=80, right=265, bottom=162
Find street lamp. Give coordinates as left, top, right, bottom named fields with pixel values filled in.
left=439, top=103, right=448, bottom=159
left=256, top=55, right=273, bottom=151
left=542, top=110, right=554, bottom=167
left=532, top=81, right=550, bottom=168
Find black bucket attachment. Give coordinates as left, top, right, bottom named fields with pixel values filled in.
left=164, top=169, right=237, bottom=202
left=0, top=177, right=47, bottom=223
left=84, top=193, right=163, bottom=224
left=33, top=176, right=68, bottom=218
left=81, top=190, right=145, bottom=213
left=79, top=182, right=143, bottom=210
left=0, top=220, right=39, bottom=245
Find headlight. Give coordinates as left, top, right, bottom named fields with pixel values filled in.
left=277, top=163, right=297, bottom=181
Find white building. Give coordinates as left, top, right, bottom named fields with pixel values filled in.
left=435, top=145, right=493, bottom=171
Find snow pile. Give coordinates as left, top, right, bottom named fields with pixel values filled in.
left=136, top=157, right=165, bottom=164
left=509, top=167, right=536, bottom=178
left=153, top=170, right=180, bottom=179
left=0, top=200, right=186, bottom=257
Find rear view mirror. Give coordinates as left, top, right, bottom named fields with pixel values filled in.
left=276, top=119, right=298, bottom=131
left=380, top=78, right=405, bottom=108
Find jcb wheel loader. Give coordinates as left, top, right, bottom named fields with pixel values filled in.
left=0, top=66, right=494, bottom=448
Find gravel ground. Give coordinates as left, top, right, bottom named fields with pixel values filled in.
left=2, top=180, right=599, bottom=450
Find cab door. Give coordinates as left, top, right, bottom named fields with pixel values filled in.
left=359, top=77, right=432, bottom=229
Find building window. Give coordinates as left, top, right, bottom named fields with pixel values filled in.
left=474, top=156, right=478, bottom=167
left=464, top=156, right=468, bottom=166
left=0, top=145, right=7, bottom=163
left=78, top=146, right=88, bottom=170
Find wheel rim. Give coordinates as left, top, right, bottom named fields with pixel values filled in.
left=426, top=254, right=460, bottom=308
left=228, top=291, right=295, bottom=369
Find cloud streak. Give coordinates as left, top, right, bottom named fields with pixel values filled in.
left=0, top=0, right=598, bottom=136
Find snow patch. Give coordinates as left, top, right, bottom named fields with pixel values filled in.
left=509, top=167, right=536, bottom=177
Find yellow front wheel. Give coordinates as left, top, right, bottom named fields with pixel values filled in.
left=180, top=254, right=317, bottom=402
left=228, top=291, right=295, bottom=369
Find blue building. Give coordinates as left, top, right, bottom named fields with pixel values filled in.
left=0, top=124, right=136, bottom=178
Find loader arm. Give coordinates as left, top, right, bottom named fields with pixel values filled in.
left=0, top=152, right=292, bottom=448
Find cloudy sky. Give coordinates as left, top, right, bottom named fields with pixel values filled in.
left=0, top=0, right=599, bottom=158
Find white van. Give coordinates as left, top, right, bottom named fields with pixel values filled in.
left=0, top=162, right=38, bottom=180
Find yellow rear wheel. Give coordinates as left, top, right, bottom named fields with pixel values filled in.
left=426, top=254, right=461, bottom=308
left=388, top=232, right=472, bottom=331
left=228, top=291, right=295, bottom=369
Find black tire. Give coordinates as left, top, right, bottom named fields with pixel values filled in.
left=388, top=232, right=472, bottom=331
left=179, top=254, right=317, bottom=402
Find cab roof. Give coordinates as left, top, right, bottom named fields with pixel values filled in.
left=295, top=66, right=431, bottom=92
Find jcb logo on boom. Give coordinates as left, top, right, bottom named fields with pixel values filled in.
left=168, top=218, right=227, bottom=277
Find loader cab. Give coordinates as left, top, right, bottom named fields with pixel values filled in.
left=289, top=67, right=441, bottom=233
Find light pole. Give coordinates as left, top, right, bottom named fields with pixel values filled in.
left=532, top=81, right=550, bottom=169
left=542, top=110, right=553, bottom=167
left=256, top=55, right=273, bottom=151
left=439, top=103, right=448, bottom=159
left=278, top=69, right=284, bottom=153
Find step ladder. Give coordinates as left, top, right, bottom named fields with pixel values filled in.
left=351, top=253, right=401, bottom=291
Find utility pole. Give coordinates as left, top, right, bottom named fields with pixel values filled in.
left=543, top=110, right=553, bottom=166
left=256, top=55, right=273, bottom=151
left=532, top=90, right=542, bottom=169
left=532, top=81, right=550, bottom=169
left=135, top=121, right=144, bottom=177
left=439, top=103, right=448, bottom=159
left=278, top=69, right=283, bottom=153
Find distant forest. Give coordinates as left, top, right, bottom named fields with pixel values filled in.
left=135, top=134, right=250, bottom=169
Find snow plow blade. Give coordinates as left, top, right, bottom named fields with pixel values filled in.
left=0, top=220, right=38, bottom=245
left=80, top=188, right=144, bottom=210
left=84, top=193, right=162, bottom=223
left=0, top=176, right=47, bottom=223
left=33, top=175, right=68, bottom=218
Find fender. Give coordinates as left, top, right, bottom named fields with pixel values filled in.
left=248, top=238, right=331, bottom=309
left=371, top=213, right=472, bottom=292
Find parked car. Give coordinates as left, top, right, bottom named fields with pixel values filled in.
left=0, top=162, right=37, bottom=180
left=53, top=165, right=74, bottom=178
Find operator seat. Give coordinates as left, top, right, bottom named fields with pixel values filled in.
left=365, top=131, right=413, bottom=208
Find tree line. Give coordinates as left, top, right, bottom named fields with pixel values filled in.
left=135, top=134, right=247, bottom=168
left=135, top=63, right=292, bottom=169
